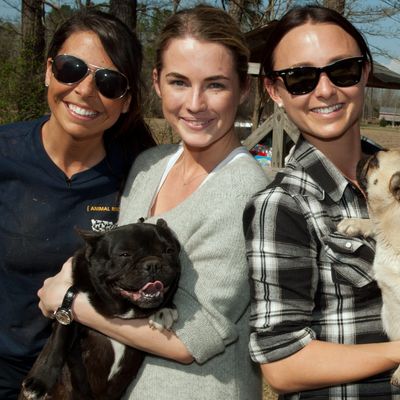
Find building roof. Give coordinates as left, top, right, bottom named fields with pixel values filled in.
left=380, top=107, right=399, bottom=114
left=370, top=64, right=400, bottom=90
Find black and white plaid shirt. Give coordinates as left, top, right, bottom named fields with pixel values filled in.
left=244, top=136, right=400, bottom=399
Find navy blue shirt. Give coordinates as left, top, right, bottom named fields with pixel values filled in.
left=0, top=116, right=133, bottom=398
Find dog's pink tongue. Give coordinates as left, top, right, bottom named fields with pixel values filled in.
left=141, top=281, right=164, bottom=294
left=119, top=281, right=164, bottom=302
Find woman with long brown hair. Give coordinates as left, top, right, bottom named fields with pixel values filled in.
left=0, top=9, right=155, bottom=399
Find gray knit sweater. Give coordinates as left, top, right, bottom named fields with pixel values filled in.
left=119, top=144, right=269, bottom=400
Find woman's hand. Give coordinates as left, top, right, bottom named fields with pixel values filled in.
left=38, top=257, right=74, bottom=318
left=37, top=258, right=193, bottom=363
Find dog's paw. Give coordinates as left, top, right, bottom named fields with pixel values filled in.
left=391, top=366, right=400, bottom=387
left=21, top=377, right=49, bottom=400
left=337, top=218, right=374, bottom=238
left=148, top=308, right=178, bottom=331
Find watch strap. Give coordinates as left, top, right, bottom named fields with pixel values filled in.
left=60, top=286, right=78, bottom=310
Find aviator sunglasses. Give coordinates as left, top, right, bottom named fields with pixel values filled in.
left=270, top=56, right=366, bottom=95
left=50, top=54, right=130, bottom=99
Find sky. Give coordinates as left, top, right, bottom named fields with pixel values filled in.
left=352, top=1, right=400, bottom=74
left=367, top=39, right=400, bottom=74
left=0, top=2, right=16, bottom=20
left=0, top=0, right=399, bottom=73
left=387, top=60, right=400, bottom=75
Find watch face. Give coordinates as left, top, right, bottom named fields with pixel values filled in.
left=55, top=308, right=73, bottom=325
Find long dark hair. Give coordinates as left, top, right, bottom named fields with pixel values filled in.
left=261, top=5, right=373, bottom=77
left=47, top=9, right=156, bottom=177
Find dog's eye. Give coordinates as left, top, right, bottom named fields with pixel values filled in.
left=373, top=179, right=378, bottom=185
left=119, top=252, right=131, bottom=257
left=165, top=247, right=175, bottom=255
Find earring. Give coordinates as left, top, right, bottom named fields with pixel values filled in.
left=45, top=83, right=49, bottom=87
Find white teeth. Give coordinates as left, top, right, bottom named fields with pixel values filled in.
left=313, top=104, right=342, bottom=114
left=185, top=119, right=211, bottom=127
left=141, top=291, right=161, bottom=299
left=68, top=103, right=98, bottom=117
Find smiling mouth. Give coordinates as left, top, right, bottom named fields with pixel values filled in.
left=181, top=118, right=213, bottom=128
left=67, top=102, right=99, bottom=117
left=119, top=281, right=165, bottom=303
left=311, top=103, right=343, bottom=114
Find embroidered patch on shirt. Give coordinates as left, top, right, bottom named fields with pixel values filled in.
left=91, top=219, right=116, bottom=232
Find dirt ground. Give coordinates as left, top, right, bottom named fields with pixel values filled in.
left=360, top=125, right=400, bottom=148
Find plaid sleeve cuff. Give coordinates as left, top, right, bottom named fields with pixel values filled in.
left=249, top=327, right=315, bottom=363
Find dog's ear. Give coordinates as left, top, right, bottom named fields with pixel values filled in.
left=75, top=228, right=102, bottom=244
left=75, top=228, right=103, bottom=259
left=390, top=172, right=400, bottom=201
left=156, top=218, right=168, bottom=229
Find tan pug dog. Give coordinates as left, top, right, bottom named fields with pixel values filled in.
left=338, top=149, right=400, bottom=386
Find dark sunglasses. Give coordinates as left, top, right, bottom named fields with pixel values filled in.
left=270, top=56, right=366, bottom=95
left=51, top=54, right=129, bottom=99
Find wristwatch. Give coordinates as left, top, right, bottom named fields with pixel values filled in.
left=54, top=286, right=78, bottom=325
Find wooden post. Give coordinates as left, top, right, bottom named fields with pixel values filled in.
left=243, top=114, right=273, bottom=150
left=243, top=105, right=299, bottom=168
left=271, top=105, right=285, bottom=168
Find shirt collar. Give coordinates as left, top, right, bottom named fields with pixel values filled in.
left=287, top=136, right=380, bottom=202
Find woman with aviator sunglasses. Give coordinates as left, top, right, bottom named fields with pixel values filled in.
left=0, top=9, right=154, bottom=400
left=244, top=5, right=400, bottom=399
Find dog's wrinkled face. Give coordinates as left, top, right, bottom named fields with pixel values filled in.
left=357, top=149, right=400, bottom=217
left=80, top=219, right=181, bottom=315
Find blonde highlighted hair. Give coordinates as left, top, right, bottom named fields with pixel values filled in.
left=154, top=5, right=250, bottom=89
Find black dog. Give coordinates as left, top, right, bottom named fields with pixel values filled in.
left=19, top=219, right=181, bottom=400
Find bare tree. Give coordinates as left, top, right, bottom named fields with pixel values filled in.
left=21, top=0, right=44, bottom=59
left=226, top=0, right=246, bottom=24
left=223, top=0, right=275, bottom=28
left=172, top=0, right=180, bottom=14
left=18, top=0, right=46, bottom=119
left=109, top=0, right=137, bottom=31
left=345, top=1, right=400, bottom=62
left=323, top=0, right=346, bottom=14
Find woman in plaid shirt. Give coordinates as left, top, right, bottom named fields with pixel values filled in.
left=244, top=5, right=400, bottom=399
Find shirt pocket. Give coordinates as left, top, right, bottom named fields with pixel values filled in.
left=323, top=233, right=375, bottom=288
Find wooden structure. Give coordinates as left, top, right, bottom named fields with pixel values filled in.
left=243, top=105, right=299, bottom=168
left=244, top=24, right=400, bottom=167
left=379, top=106, right=400, bottom=125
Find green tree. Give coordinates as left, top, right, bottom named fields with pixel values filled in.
left=0, top=21, right=20, bottom=123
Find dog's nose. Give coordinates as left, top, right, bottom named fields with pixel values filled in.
left=143, top=259, right=161, bottom=274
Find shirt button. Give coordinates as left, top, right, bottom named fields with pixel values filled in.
left=345, top=242, right=352, bottom=249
